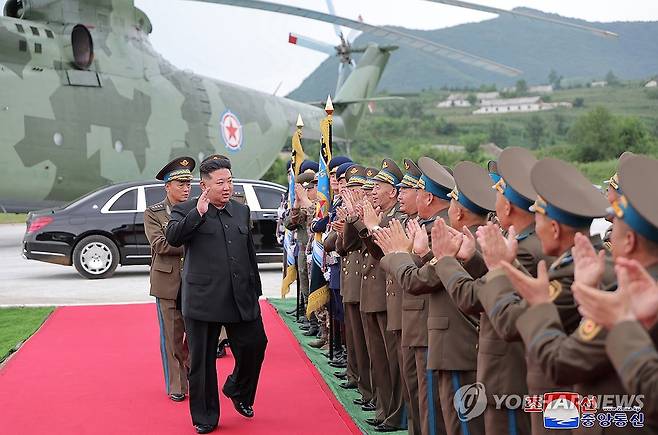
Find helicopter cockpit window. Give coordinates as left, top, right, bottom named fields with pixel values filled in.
left=71, top=25, right=94, bottom=69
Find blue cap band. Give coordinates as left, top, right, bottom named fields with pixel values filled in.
left=418, top=175, right=451, bottom=201
left=451, top=189, right=490, bottom=216
left=493, top=178, right=534, bottom=212
left=532, top=197, right=593, bottom=229
left=489, top=173, right=502, bottom=184
left=612, top=196, right=658, bottom=243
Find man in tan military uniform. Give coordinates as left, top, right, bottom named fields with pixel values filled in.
left=335, top=165, right=375, bottom=403
left=352, top=159, right=407, bottom=432
left=429, top=149, right=541, bottom=435
left=379, top=157, right=485, bottom=435
left=479, top=158, right=616, bottom=435
left=144, top=156, right=195, bottom=401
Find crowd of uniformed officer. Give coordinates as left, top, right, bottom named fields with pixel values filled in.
left=281, top=148, right=658, bottom=435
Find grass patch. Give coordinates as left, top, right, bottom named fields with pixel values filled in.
left=0, top=213, right=27, bottom=224
left=268, top=298, right=407, bottom=435
left=0, top=307, right=54, bottom=362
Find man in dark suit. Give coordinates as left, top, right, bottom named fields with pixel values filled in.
left=166, top=157, right=267, bottom=434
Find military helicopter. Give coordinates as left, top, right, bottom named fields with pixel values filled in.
left=0, top=0, right=615, bottom=212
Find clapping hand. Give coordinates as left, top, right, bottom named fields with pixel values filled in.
left=332, top=219, right=346, bottom=235
left=574, top=258, right=658, bottom=330
left=363, top=200, right=383, bottom=232
left=373, top=227, right=395, bottom=254
left=430, top=218, right=462, bottom=260
left=389, top=219, right=413, bottom=253
left=572, top=232, right=606, bottom=287
left=407, top=219, right=430, bottom=257
left=295, top=184, right=312, bottom=208
left=197, top=189, right=210, bottom=216
left=500, top=259, right=551, bottom=306
left=477, top=223, right=517, bottom=270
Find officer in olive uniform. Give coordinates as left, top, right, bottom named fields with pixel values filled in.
left=479, top=158, right=616, bottom=435
left=336, top=165, right=375, bottom=402
left=603, top=155, right=658, bottom=424
left=509, top=155, right=658, bottom=435
left=381, top=158, right=487, bottom=435
left=431, top=149, right=541, bottom=435
left=352, top=159, right=407, bottom=432
left=145, top=156, right=195, bottom=401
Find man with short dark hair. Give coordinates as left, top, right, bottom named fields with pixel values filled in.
left=166, top=157, right=267, bottom=434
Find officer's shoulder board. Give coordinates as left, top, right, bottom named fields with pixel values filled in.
left=148, top=202, right=165, bottom=212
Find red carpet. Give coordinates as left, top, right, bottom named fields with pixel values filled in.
left=0, top=301, right=360, bottom=434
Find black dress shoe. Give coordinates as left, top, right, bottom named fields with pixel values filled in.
left=216, top=345, right=226, bottom=358
left=361, top=402, right=377, bottom=412
left=339, top=381, right=357, bottom=389
left=334, top=372, right=347, bottom=379
left=194, top=424, right=216, bottom=434
left=365, top=418, right=382, bottom=426
left=302, top=326, right=319, bottom=336
left=229, top=398, right=254, bottom=418
left=328, top=360, right=347, bottom=369
left=299, top=324, right=311, bottom=331
left=170, top=393, right=185, bottom=402
left=374, top=423, right=400, bottom=432
left=353, top=397, right=366, bottom=406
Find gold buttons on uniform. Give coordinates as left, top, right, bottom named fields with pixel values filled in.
left=363, top=276, right=368, bottom=280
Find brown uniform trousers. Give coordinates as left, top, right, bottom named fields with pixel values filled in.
left=337, top=222, right=374, bottom=403
left=433, top=224, right=543, bottom=435
left=479, top=235, right=614, bottom=435
left=144, top=199, right=189, bottom=396
left=354, top=206, right=406, bottom=429
left=607, top=320, right=658, bottom=424
left=516, top=263, right=658, bottom=435
left=382, top=216, right=484, bottom=435
left=285, top=206, right=315, bottom=302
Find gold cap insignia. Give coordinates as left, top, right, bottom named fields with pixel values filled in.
left=350, top=167, right=358, bottom=174
left=405, top=162, right=410, bottom=170
left=382, top=161, right=389, bottom=169
left=367, top=170, right=374, bottom=176
left=180, top=159, right=189, bottom=166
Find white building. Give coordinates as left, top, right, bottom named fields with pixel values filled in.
left=645, top=80, right=658, bottom=88
left=528, top=85, right=554, bottom=94
left=437, top=91, right=500, bottom=108
left=591, top=81, right=608, bottom=88
left=473, top=96, right=572, bottom=115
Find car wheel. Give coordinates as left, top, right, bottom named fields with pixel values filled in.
left=72, top=235, right=119, bottom=279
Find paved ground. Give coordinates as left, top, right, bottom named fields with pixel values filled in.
left=0, top=224, right=286, bottom=307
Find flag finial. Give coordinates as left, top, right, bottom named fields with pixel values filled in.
left=296, top=114, right=304, bottom=128
left=325, top=95, right=334, bottom=115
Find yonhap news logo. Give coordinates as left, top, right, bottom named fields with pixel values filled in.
left=453, top=382, right=487, bottom=422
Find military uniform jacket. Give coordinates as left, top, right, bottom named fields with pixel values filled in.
left=381, top=211, right=480, bottom=371
left=384, top=211, right=411, bottom=332
left=284, top=205, right=314, bottom=253
left=400, top=214, right=430, bottom=348
left=166, top=199, right=262, bottom=323
left=432, top=224, right=540, bottom=400
left=144, top=199, right=184, bottom=300
left=353, top=205, right=404, bottom=313
left=606, top=319, right=658, bottom=423
left=515, top=263, right=658, bottom=434
left=336, top=220, right=364, bottom=304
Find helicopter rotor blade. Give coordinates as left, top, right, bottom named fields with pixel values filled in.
left=325, top=0, right=343, bottom=39
left=288, top=32, right=337, bottom=56
left=187, top=0, right=523, bottom=76
left=423, top=0, right=618, bottom=38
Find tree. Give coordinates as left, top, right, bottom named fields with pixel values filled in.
left=467, top=93, right=478, bottom=106
left=516, top=79, right=528, bottom=95
left=488, top=120, right=509, bottom=147
left=573, top=97, right=585, bottom=108
left=461, top=133, right=486, bottom=155
left=407, top=100, right=424, bottom=119
left=568, top=107, right=617, bottom=161
left=617, top=117, right=650, bottom=155
left=554, top=112, right=569, bottom=136
left=525, top=115, right=545, bottom=149
left=548, top=69, right=563, bottom=89
left=383, top=100, right=407, bottom=118
left=605, top=70, right=620, bottom=86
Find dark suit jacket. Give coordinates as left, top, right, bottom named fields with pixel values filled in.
left=166, top=198, right=262, bottom=323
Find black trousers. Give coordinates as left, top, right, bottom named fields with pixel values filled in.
left=184, top=316, right=268, bottom=427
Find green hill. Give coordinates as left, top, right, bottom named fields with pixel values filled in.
left=288, top=8, right=658, bottom=101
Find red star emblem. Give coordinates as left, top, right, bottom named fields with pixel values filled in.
left=225, top=119, right=238, bottom=141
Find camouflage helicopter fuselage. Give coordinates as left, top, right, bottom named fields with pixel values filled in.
left=0, top=0, right=389, bottom=211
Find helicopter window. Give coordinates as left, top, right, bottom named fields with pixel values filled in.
left=30, top=26, right=39, bottom=36
left=45, top=30, right=54, bottom=39
left=15, top=24, right=24, bottom=33
left=35, top=43, right=42, bottom=54
left=71, top=25, right=94, bottom=69
left=18, top=40, right=27, bottom=52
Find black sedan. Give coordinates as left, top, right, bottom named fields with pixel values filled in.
left=23, top=179, right=286, bottom=279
